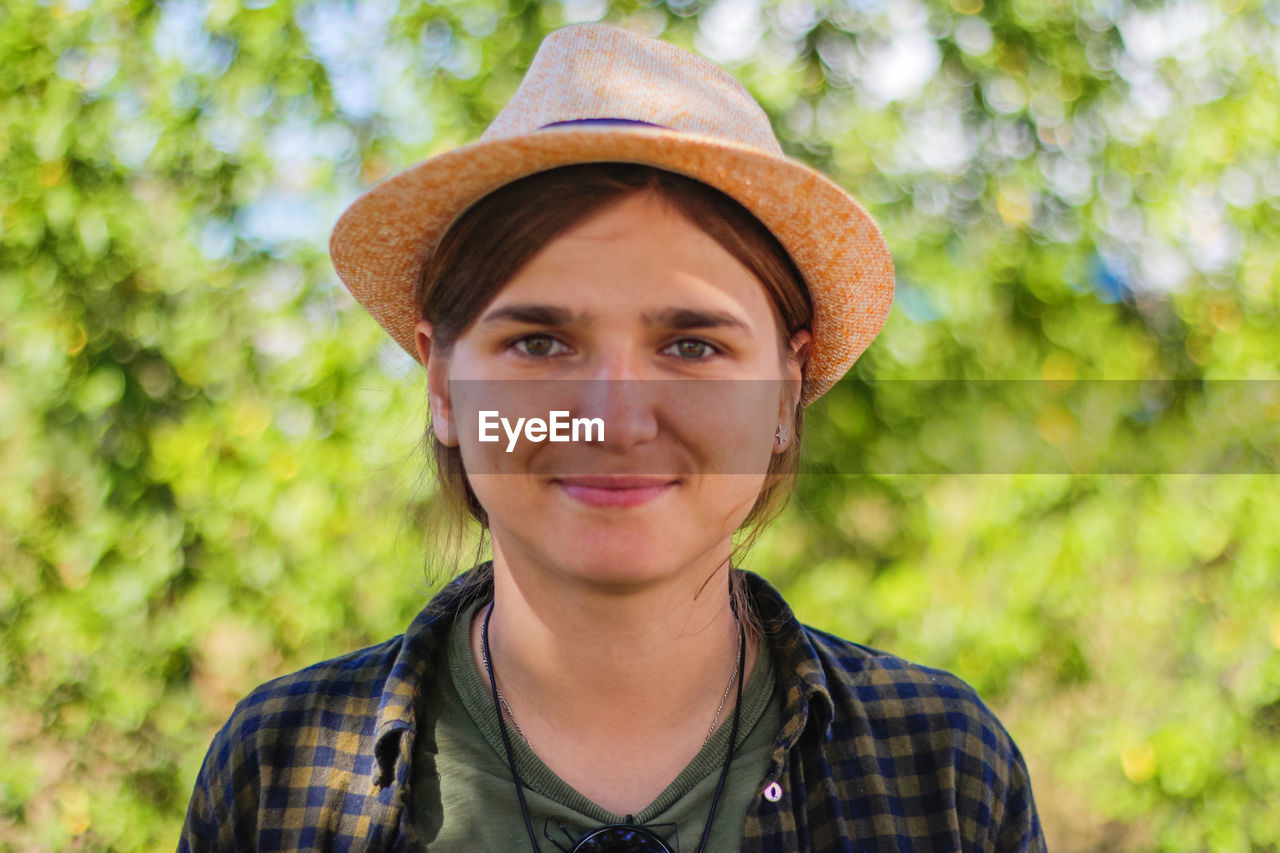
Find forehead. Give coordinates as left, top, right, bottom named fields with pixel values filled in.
left=486, top=192, right=777, bottom=326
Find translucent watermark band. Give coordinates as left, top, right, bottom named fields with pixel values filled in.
left=435, top=379, right=1280, bottom=475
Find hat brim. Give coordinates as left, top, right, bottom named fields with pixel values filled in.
left=329, top=125, right=894, bottom=406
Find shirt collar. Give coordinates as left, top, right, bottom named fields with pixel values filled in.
left=372, top=567, right=492, bottom=787
left=739, top=570, right=836, bottom=747
left=370, top=564, right=835, bottom=786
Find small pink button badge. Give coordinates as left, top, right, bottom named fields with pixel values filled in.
left=763, top=781, right=783, bottom=802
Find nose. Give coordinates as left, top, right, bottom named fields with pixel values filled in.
left=574, top=349, right=660, bottom=451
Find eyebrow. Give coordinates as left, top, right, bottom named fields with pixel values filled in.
left=476, top=303, right=752, bottom=334
left=477, top=304, right=586, bottom=328
left=642, top=308, right=752, bottom=334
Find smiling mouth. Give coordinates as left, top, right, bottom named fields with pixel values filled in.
left=552, top=476, right=679, bottom=508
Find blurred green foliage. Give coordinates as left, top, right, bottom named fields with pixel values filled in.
left=3, top=0, right=1279, bottom=849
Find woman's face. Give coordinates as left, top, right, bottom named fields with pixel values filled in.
left=417, top=191, right=808, bottom=590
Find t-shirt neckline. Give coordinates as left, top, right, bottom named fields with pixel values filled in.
left=444, top=596, right=776, bottom=825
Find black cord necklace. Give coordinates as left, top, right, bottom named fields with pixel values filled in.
left=481, top=602, right=746, bottom=853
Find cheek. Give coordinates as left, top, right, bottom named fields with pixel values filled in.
left=451, top=380, right=556, bottom=475
left=691, top=474, right=770, bottom=531
left=663, top=380, right=780, bottom=474
left=464, top=473, right=542, bottom=530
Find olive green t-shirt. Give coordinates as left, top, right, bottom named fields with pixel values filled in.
left=410, top=599, right=780, bottom=851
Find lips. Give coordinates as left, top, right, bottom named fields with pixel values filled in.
left=553, top=475, right=677, bottom=508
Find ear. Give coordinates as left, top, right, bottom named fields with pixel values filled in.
left=774, top=329, right=810, bottom=453
left=786, top=329, right=811, bottom=383
left=415, top=319, right=458, bottom=447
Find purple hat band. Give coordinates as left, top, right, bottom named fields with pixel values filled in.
left=540, top=118, right=668, bottom=129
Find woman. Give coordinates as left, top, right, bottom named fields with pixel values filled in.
left=180, top=24, right=1043, bottom=852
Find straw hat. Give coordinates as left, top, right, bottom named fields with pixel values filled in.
left=330, top=23, right=893, bottom=406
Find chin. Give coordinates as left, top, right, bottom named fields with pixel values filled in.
left=559, top=530, right=692, bottom=586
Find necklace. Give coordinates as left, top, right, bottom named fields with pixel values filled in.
left=479, top=602, right=742, bottom=748
left=481, top=601, right=746, bottom=853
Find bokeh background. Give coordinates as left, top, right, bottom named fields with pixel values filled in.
left=4, top=0, right=1280, bottom=849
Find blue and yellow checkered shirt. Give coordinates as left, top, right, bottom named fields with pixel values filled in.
left=179, top=568, right=1045, bottom=851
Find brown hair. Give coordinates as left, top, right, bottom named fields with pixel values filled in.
left=416, top=163, right=811, bottom=617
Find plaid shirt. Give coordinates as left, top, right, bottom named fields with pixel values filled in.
left=180, top=568, right=1044, bottom=852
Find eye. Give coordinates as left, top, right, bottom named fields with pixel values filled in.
left=511, top=334, right=568, bottom=358
left=662, top=338, right=720, bottom=360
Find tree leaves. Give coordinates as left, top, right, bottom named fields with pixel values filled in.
left=3, top=0, right=1278, bottom=848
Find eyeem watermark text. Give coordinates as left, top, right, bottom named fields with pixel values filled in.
left=478, top=410, right=605, bottom=452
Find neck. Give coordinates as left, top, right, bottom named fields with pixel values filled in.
left=470, top=537, right=757, bottom=811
